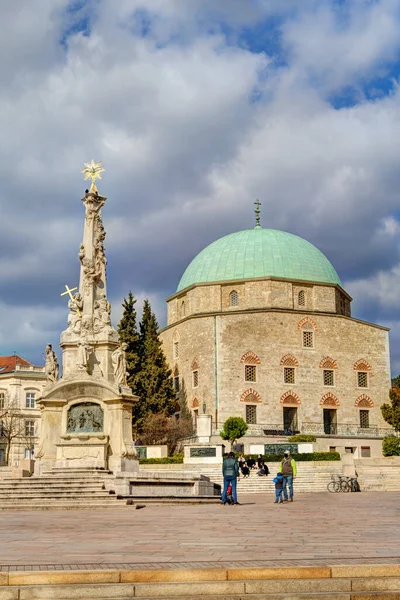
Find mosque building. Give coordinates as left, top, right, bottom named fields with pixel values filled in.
left=160, top=207, right=392, bottom=457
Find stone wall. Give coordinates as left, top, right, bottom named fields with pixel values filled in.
left=160, top=302, right=390, bottom=442
left=166, top=278, right=351, bottom=326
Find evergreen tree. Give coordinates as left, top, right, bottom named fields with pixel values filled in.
left=117, top=291, right=140, bottom=390
left=381, top=387, right=400, bottom=432
left=133, top=299, right=176, bottom=433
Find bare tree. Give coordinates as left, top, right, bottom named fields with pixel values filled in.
left=0, top=393, right=28, bottom=465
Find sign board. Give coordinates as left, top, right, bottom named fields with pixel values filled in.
left=264, top=443, right=298, bottom=455
left=190, top=447, right=217, bottom=458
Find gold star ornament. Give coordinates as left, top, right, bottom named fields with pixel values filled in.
left=81, top=159, right=105, bottom=192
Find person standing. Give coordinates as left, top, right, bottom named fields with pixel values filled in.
left=280, top=450, right=297, bottom=502
left=273, top=472, right=284, bottom=503
left=221, top=451, right=240, bottom=505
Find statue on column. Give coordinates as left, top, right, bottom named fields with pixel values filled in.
left=45, top=344, right=59, bottom=383
left=67, top=292, right=83, bottom=333
left=93, top=293, right=112, bottom=333
left=112, top=342, right=129, bottom=387
left=76, top=335, right=92, bottom=372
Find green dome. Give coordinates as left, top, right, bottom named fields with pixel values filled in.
left=177, top=227, right=341, bottom=292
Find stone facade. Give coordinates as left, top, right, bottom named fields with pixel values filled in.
left=0, top=358, right=45, bottom=466
left=160, top=278, right=391, bottom=457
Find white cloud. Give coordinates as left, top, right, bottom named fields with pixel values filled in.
left=0, top=0, right=400, bottom=369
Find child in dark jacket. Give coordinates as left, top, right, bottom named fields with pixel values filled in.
left=273, top=472, right=284, bottom=504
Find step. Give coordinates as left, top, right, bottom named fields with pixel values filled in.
left=3, top=576, right=400, bottom=598
left=122, top=496, right=221, bottom=504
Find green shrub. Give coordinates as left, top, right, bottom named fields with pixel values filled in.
left=235, top=452, right=340, bottom=462
left=139, top=454, right=184, bottom=464
left=220, top=417, right=248, bottom=446
left=382, top=436, right=400, bottom=456
left=288, top=434, right=316, bottom=443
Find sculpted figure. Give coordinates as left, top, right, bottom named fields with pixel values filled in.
left=112, top=342, right=128, bottom=387
left=67, top=293, right=83, bottom=333
left=78, top=244, right=85, bottom=263
left=76, top=336, right=92, bottom=372
left=45, top=344, right=59, bottom=383
left=93, top=293, right=111, bottom=332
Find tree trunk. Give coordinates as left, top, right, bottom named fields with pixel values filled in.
left=5, top=441, right=11, bottom=466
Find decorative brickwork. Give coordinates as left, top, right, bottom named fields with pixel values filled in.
left=191, top=397, right=200, bottom=409
left=355, top=394, right=374, bottom=408
left=280, top=354, right=299, bottom=367
left=240, top=388, right=262, bottom=403
left=191, top=359, right=200, bottom=370
left=354, top=359, right=371, bottom=371
left=298, top=316, right=319, bottom=331
left=319, top=356, right=337, bottom=369
left=280, top=391, right=301, bottom=405
left=320, top=392, right=340, bottom=407
left=240, top=351, right=261, bottom=365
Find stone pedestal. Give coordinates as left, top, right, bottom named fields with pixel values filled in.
left=184, top=444, right=225, bottom=465
left=196, top=415, right=212, bottom=443
left=36, top=378, right=139, bottom=473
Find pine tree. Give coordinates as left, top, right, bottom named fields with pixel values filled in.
left=117, top=291, right=140, bottom=390
left=133, top=299, right=176, bottom=433
left=381, top=387, right=400, bottom=432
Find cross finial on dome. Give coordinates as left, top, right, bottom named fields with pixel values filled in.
left=254, top=199, right=261, bottom=228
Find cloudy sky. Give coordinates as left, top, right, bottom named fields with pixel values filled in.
left=1, top=0, right=400, bottom=371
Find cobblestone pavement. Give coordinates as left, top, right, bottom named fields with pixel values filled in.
left=1, top=492, right=399, bottom=570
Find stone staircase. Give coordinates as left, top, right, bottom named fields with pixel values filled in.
left=0, top=468, right=128, bottom=510
left=0, top=467, right=221, bottom=509
left=180, top=461, right=343, bottom=494
left=356, top=458, right=400, bottom=491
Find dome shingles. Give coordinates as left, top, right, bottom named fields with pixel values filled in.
left=177, top=228, right=341, bottom=292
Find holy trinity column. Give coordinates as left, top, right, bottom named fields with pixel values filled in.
left=57, top=161, right=127, bottom=387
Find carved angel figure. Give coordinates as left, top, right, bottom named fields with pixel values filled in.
left=93, top=293, right=111, bottom=333
left=112, top=342, right=128, bottom=387
left=67, top=293, right=83, bottom=333
left=45, top=344, right=59, bottom=383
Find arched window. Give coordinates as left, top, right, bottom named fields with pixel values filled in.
left=181, top=301, right=185, bottom=317
left=173, top=341, right=179, bottom=360
left=354, top=359, right=371, bottom=389
left=0, top=391, right=5, bottom=410
left=298, top=290, right=305, bottom=306
left=230, top=290, right=239, bottom=307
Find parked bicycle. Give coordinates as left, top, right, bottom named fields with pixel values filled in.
left=327, top=474, right=358, bottom=493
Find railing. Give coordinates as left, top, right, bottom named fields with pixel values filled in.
left=245, top=422, right=395, bottom=438
left=247, top=424, right=300, bottom=436
left=301, top=422, right=396, bottom=438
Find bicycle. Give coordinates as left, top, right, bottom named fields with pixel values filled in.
left=327, top=474, right=354, bottom=492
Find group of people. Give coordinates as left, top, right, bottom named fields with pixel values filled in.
left=237, top=454, right=269, bottom=478
left=221, top=450, right=296, bottom=505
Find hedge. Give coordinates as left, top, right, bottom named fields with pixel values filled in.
left=139, top=455, right=184, bottom=464
left=382, top=436, right=400, bottom=456
left=237, top=452, right=340, bottom=462
left=288, top=434, right=317, bottom=443
left=138, top=452, right=340, bottom=464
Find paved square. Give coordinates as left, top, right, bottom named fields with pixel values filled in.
left=1, top=492, right=399, bottom=570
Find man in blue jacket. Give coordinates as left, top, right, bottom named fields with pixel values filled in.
left=221, top=451, right=240, bottom=505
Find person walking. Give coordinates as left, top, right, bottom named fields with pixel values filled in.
left=280, top=450, right=297, bottom=502
left=221, top=451, right=240, bottom=505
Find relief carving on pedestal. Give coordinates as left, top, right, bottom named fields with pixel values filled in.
left=66, top=402, right=104, bottom=433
